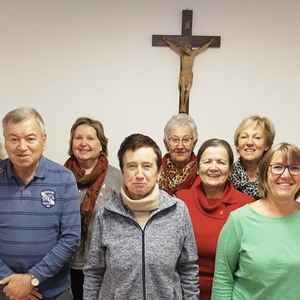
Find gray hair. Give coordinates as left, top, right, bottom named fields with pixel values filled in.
left=2, top=106, right=45, bottom=134
left=163, top=114, right=198, bottom=141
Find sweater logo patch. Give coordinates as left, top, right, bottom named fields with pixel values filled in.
left=41, top=190, right=56, bottom=208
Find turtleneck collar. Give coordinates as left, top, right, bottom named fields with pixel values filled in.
left=121, top=183, right=159, bottom=212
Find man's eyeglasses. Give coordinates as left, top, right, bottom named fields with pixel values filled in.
left=269, top=165, right=300, bottom=176
left=168, top=136, right=193, bottom=146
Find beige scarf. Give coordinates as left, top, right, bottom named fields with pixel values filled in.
left=121, top=184, right=159, bottom=229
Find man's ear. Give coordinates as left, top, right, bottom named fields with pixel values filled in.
left=42, top=133, right=47, bottom=151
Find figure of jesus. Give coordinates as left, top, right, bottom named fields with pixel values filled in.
left=162, top=36, right=215, bottom=113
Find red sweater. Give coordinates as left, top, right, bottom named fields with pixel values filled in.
left=177, top=180, right=253, bottom=300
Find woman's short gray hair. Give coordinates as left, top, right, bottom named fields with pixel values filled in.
left=163, top=114, right=198, bottom=141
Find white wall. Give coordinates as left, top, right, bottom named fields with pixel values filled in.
left=1, top=0, right=299, bottom=168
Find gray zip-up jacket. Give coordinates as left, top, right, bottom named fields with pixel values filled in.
left=83, top=189, right=200, bottom=300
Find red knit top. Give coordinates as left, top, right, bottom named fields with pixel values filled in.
left=177, top=179, right=253, bottom=300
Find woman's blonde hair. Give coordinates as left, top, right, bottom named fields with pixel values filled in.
left=258, top=142, right=300, bottom=199
left=234, top=115, right=275, bottom=150
left=68, top=117, right=108, bottom=157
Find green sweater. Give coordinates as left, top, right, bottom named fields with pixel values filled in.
left=212, top=204, right=300, bottom=300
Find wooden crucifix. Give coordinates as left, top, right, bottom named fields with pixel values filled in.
left=152, top=9, right=221, bottom=114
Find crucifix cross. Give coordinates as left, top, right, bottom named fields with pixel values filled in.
left=152, top=9, right=221, bottom=114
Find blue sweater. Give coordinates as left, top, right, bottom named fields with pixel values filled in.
left=0, top=156, right=81, bottom=298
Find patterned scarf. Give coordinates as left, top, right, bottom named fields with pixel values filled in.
left=64, top=154, right=108, bottom=254
left=229, top=157, right=259, bottom=200
left=158, top=152, right=197, bottom=196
